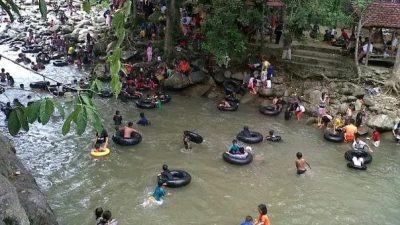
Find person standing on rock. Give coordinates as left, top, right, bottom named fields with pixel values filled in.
left=317, top=92, right=329, bottom=127
left=146, top=42, right=153, bottom=62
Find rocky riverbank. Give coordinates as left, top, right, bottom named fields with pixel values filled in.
left=0, top=134, right=58, bottom=225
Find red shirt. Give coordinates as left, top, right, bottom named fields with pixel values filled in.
left=341, top=31, right=349, bottom=40
left=372, top=131, right=381, bottom=141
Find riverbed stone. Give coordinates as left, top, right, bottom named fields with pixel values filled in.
left=61, top=26, right=73, bottom=34
left=338, top=103, right=348, bottom=113
left=164, top=72, right=190, bottom=90
left=224, top=70, right=232, bottom=79
left=258, top=87, right=274, bottom=97
left=0, top=135, right=59, bottom=225
left=182, top=83, right=211, bottom=97
left=309, top=89, right=322, bottom=106
left=231, top=72, right=244, bottom=81
left=367, top=114, right=396, bottom=131
left=363, top=97, right=375, bottom=107
left=189, top=69, right=206, bottom=84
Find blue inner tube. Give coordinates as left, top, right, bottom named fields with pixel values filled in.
left=344, top=150, right=372, bottom=164
left=217, top=101, right=238, bottom=111
left=347, top=162, right=367, bottom=170
left=136, top=100, right=156, bottom=109
left=222, top=152, right=253, bottom=165
left=265, top=135, right=281, bottom=142
left=157, top=170, right=191, bottom=188
left=223, top=79, right=241, bottom=94
left=259, top=105, right=281, bottom=116
left=112, top=130, right=142, bottom=146
left=36, top=53, right=50, bottom=64
left=29, top=81, right=50, bottom=89
left=324, top=131, right=344, bottom=143
left=237, top=131, right=263, bottom=144
left=99, top=90, right=114, bottom=98
left=53, top=60, right=68, bottom=67
left=160, top=95, right=171, bottom=104
left=185, top=130, right=203, bottom=144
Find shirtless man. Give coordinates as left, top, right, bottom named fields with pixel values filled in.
left=295, top=152, right=311, bottom=175
left=120, top=122, right=138, bottom=139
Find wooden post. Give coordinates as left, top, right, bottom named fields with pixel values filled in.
left=365, top=28, right=372, bottom=66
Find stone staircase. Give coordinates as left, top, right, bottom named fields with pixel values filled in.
left=283, top=44, right=356, bottom=79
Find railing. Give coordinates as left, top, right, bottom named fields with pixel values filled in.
left=377, top=0, right=400, bottom=3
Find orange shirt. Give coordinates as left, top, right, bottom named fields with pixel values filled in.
left=344, top=124, right=357, bottom=141
left=259, top=214, right=271, bottom=225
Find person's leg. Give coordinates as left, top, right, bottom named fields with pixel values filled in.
left=282, top=50, right=287, bottom=59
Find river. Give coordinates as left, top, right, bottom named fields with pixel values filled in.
left=1, top=48, right=400, bottom=225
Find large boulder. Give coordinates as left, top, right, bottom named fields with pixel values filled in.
left=258, top=87, right=274, bottom=97
left=164, top=72, right=190, bottom=90
left=61, top=25, right=73, bottom=34
left=189, top=67, right=207, bottom=84
left=121, top=50, right=138, bottom=61
left=367, top=114, right=396, bottom=131
left=182, top=83, right=212, bottom=97
left=76, top=19, right=92, bottom=28
left=309, top=89, right=322, bottom=106
left=231, top=72, right=244, bottom=81
left=0, top=135, right=59, bottom=225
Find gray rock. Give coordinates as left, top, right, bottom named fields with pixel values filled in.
left=338, top=103, right=348, bottom=114
left=76, top=19, right=92, bottom=28
left=231, top=72, right=244, bottom=80
left=61, top=26, right=73, bottom=34
left=182, top=83, right=211, bottom=97
left=189, top=69, right=207, bottom=84
left=258, top=87, right=274, bottom=97
left=224, top=71, right=232, bottom=79
left=272, top=77, right=284, bottom=84
left=121, top=50, right=138, bottom=61
left=212, top=72, right=224, bottom=84
left=341, top=88, right=353, bottom=96
left=363, top=97, right=375, bottom=107
left=367, top=114, right=396, bottom=131
left=309, top=90, right=322, bottom=106
left=164, top=72, right=190, bottom=90
left=353, top=88, right=366, bottom=98
left=0, top=135, right=59, bottom=225
left=346, top=96, right=357, bottom=102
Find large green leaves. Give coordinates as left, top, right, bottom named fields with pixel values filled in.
left=39, top=98, right=54, bottom=125
left=8, top=110, right=20, bottom=136
left=39, top=0, right=47, bottom=20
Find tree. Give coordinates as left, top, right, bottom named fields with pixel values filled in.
left=202, top=0, right=258, bottom=65
left=4, top=1, right=131, bottom=136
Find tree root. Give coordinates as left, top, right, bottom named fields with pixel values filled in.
left=384, top=79, right=400, bottom=95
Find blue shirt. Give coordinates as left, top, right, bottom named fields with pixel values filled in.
left=229, top=144, right=240, bottom=154
left=240, top=222, right=253, bottom=225
left=137, top=117, right=149, bottom=126
left=152, top=186, right=166, bottom=201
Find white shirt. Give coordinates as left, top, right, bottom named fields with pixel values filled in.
left=362, top=43, right=373, bottom=53
left=352, top=140, right=367, bottom=150
left=392, top=38, right=398, bottom=48
left=296, top=105, right=305, bottom=112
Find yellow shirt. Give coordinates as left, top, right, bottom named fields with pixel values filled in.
left=68, top=47, right=75, bottom=55
left=334, top=118, right=344, bottom=127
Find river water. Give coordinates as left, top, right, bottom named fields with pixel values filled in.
left=1, top=48, right=400, bottom=225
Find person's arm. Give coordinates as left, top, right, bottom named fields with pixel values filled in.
left=103, top=137, right=108, bottom=148
left=365, top=144, right=373, bottom=152
left=306, top=160, right=311, bottom=169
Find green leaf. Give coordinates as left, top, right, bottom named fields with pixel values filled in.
left=86, top=106, right=103, bottom=133
left=4, top=0, right=20, bottom=18
left=62, top=112, right=74, bottom=135
left=39, top=0, right=47, bottom=20
left=111, top=73, right=122, bottom=97
left=75, top=107, right=88, bottom=135
left=82, top=0, right=91, bottom=13
left=8, top=110, right=20, bottom=136
left=52, top=100, right=65, bottom=118
left=80, top=94, right=93, bottom=106
left=26, top=101, right=40, bottom=123
left=16, top=108, right=29, bottom=131
left=71, top=105, right=82, bottom=123
left=39, top=98, right=54, bottom=125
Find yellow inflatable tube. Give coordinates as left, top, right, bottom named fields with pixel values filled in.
left=90, top=148, right=110, bottom=157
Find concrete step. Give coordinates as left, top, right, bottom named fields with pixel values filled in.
left=292, top=49, right=342, bottom=60
left=291, top=54, right=343, bottom=67
left=283, top=61, right=354, bottom=79
left=292, top=44, right=342, bottom=55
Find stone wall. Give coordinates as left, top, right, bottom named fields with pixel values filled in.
left=0, top=135, right=58, bottom=225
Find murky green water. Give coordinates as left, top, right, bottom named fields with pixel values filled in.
left=1, top=48, right=400, bottom=225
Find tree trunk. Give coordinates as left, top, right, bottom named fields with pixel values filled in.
left=130, top=0, right=136, bottom=21
left=164, top=0, right=177, bottom=61
left=393, top=41, right=400, bottom=78
left=355, top=17, right=362, bottom=79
